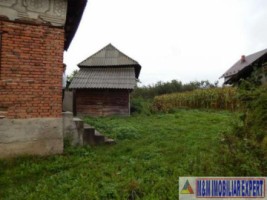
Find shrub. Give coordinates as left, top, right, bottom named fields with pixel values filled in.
left=219, top=81, right=267, bottom=175
left=130, top=97, right=152, bottom=115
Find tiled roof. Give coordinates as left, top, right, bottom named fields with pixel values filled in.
left=79, top=43, right=139, bottom=66
left=78, top=44, right=141, bottom=78
left=69, top=67, right=136, bottom=89
left=221, top=48, right=267, bottom=79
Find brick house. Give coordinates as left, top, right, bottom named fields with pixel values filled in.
left=0, top=0, right=87, bottom=158
left=69, top=44, right=141, bottom=117
left=221, top=48, right=267, bottom=84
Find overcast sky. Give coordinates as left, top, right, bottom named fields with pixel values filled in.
left=64, top=0, right=267, bottom=86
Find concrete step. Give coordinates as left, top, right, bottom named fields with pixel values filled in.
left=94, top=131, right=105, bottom=145
left=83, top=126, right=95, bottom=145
left=72, top=118, right=84, bottom=146
left=104, top=137, right=116, bottom=145
left=94, top=130, right=102, bottom=136
left=83, top=123, right=116, bottom=146
left=0, top=111, right=7, bottom=119
left=83, top=124, right=93, bottom=129
left=73, top=118, right=84, bottom=132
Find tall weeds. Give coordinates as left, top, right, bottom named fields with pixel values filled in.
left=152, top=87, right=239, bottom=112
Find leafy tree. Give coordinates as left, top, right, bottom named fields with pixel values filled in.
left=132, top=79, right=219, bottom=100
left=67, top=69, right=79, bottom=83
left=66, top=69, right=79, bottom=89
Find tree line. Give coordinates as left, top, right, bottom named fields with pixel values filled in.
left=132, top=79, right=219, bottom=99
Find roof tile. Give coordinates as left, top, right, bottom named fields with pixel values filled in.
left=69, top=67, right=136, bottom=89
left=79, top=43, right=140, bottom=67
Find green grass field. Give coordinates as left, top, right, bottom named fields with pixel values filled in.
left=0, top=110, right=235, bottom=199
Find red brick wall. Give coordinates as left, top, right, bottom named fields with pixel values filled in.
left=75, top=89, right=130, bottom=116
left=0, top=21, right=64, bottom=119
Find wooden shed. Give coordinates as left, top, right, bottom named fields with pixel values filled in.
left=69, top=44, right=141, bottom=117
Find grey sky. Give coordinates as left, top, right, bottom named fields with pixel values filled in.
left=64, top=0, right=267, bottom=86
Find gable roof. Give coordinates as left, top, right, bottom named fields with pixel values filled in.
left=221, top=48, right=267, bottom=83
left=69, top=67, right=136, bottom=89
left=78, top=44, right=141, bottom=78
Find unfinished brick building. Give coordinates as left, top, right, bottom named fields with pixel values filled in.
left=0, top=0, right=87, bottom=157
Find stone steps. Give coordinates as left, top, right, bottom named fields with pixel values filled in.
left=104, top=138, right=116, bottom=145
left=63, top=112, right=115, bottom=147
left=0, top=111, right=7, bottom=119
left=83, top=124, right=115, bottom=146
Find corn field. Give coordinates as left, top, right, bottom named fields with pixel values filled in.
left=152, top=87, right=239, bottom=112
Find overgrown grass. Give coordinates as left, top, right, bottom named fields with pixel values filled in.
left=1, top=110, right=236, bottom=199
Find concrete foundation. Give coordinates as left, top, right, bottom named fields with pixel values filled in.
left=0, top=118, right=63, bottom=158
left=63, top=112, right=83, bottom=146
left=63, top=91, right=73, bottom=112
